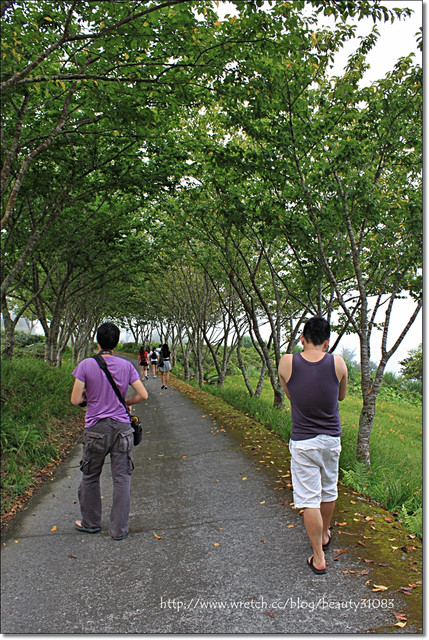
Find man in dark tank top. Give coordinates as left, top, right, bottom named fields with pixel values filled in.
left=278, top=316, right=348, bottom=575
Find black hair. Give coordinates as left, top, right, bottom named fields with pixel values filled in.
left=161, top=343, right=170, bottom=357
left=96, top=322, right=120, bottom=350
left=302, top=316, right=330, bottom=346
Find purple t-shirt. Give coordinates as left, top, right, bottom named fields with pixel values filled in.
left=73, top=356, right=140, bottom=428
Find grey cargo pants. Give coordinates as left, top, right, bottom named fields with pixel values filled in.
left=78, top=418, right=134, bottom=539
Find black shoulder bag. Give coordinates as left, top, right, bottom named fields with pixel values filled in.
left=93, top=354, right=143, bottom=446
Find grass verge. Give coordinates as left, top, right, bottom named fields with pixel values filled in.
left=1, top=357, right=83, bottom=523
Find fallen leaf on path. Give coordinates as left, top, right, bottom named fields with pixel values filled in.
left=213, top=542, right=220, bottom=547
left=67, top=554, right=77, bottom=559
left=287, top=524, right=294, bottom=528
left=242, top=477, right=247, bottom=481
left=395, top=622, right=407, bottom=628
left=372, top=584, right=389, bottom=592
left=265, top=611, right=275, bottom=618
left=396, top=587, right=413, bottom=595
left=393, top=612, right=407, bottom=622
left=153, top=532, right=162, bottom=540
left=51, top=525, right=57, bottom=531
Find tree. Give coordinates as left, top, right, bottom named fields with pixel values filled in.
left=399, top=344, right=422, bottom=382
left=204, top=4, right=421, bottom=464
left=1, top=0, right=251, bottom=358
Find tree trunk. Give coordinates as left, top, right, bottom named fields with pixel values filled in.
left=236, top=340, right=254, bottom=397
left=45, top=331, right=59, bottom=366
left=1, top=296, right=15, bottom=360
left=356, top=394, right=377, bottom=466
left=178, top=333, right=191, bottom=380
left=254, top=361, right=267, bottom=398
left=273, top=386, right=284, bottom=408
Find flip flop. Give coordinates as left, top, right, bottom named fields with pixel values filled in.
left=322, top=528, right=332, bottom=551
left=307, top=556, right=326, bottom=575
left=74, top=521, right=101, bottom=534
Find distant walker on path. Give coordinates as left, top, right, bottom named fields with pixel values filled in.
left=71, top=322, right=148, bottom=540
left=278, top=316, right=348, bottom=574
left=149, top=346, right=158, bottom=378
left=158, top=343, right=172, bottom=390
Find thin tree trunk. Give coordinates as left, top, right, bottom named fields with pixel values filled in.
left=356, top=395, right=377, bottom=466
left=236, top=339, right=254, bottom=397
left=254, top=361, right=267, bottom=398
left=1, top=295, right=15, bottom=360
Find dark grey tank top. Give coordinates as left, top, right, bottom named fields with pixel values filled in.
left=287, top=353, right=341, bottom=441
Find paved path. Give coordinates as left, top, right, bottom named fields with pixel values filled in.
left=1, top=362, right=414, bottom=633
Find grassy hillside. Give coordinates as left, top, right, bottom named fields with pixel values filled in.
left=1, top=357, right=83, bottom=519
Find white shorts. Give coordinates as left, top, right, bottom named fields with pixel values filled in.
left=289, top=435, right=341, bottom=509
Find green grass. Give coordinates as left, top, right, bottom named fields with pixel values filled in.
left=1, top=356, right=81, bottom=516
left=178, top=370, right=422, bottom=536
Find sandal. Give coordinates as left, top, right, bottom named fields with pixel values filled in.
left=74, top=520, right=101, bottom=534
left=307, top=556, right=326, bottom=575
left=322, top=528, right=332, bottom=551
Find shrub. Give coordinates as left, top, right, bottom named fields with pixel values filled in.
left=121, top=342, right=138, bottom=353
left=1, top=356, right=80, bottom=515
left=13, top=331, right=45, bottom=347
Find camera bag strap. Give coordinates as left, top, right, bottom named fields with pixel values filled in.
left=92, top=353, right=129, bottom=415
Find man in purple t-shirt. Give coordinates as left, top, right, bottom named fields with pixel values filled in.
left=71, top=323, right=147, bottom=540
left=278, top=317, right=348, bottom=575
